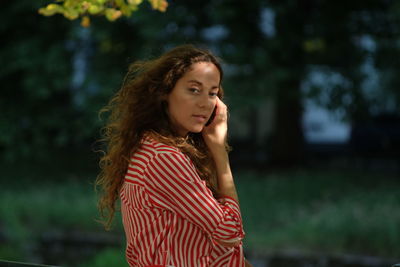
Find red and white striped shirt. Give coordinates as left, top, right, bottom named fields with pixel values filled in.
left=120, top=138, right=245, bottom=267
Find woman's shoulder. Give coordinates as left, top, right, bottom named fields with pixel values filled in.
left=142, top=137, right=181, bottom=155
left=140, top=138, right=194, bottom=169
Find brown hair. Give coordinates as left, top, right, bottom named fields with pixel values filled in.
left=95, top=45, right=227, bottom=229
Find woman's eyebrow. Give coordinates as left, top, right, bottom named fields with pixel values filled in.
left=187, top=80, right=202, bottom=86
left=188, top=80, right=219, bottom=89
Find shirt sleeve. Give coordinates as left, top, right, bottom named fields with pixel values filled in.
left=144, top=151, right=245, bottom=243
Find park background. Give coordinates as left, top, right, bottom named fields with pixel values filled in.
left=1, top=0, right=400, bottom=266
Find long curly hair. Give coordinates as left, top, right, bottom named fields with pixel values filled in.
left=96, top=45, right=228, bottom=229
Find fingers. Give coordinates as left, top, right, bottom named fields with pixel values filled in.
left=203, top=97, right=227, bottom=130
left=215, top=97, right=227, bottom=116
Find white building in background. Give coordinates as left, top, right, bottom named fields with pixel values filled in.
left=302, top=34, right=383, bottom=146
left=302, top=101, right=351, bottom=144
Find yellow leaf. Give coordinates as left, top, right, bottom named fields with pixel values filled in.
left=129, top=4, right=139, bottom=11
left=113, top=0, right=129, bottom=15
left=81, top=16, right=91, bottom=27
left=47, top=3, right=61, bottom=11
left=88, top=4, right=103, bottom=14
left=148, top=0, right=168, bottom=12
left=115, top=0, right=125, bottom=8
left=63, top=8, right=79, bottom=20
left=64, top=0, right=76, bottom=8
left=38, top=3, right=63, bottom=16
left=120, top=5, right=132, bottom=16
left=81, top=1, right=90, bottom=11
left=128, top=0, right=143, bottom=5
left=105, top=8, right=122, bottom=21
left=39, top=0, right=167, bottom=21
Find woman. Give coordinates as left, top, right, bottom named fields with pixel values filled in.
left=96, top=45, right=251, bottom=266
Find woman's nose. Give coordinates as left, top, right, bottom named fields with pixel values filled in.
left=197, top=94, right=212, bottom=108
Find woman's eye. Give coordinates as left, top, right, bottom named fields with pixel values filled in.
left=209, top=92, right=218, bottom=97
left=189, top=88, right=200, bottom=93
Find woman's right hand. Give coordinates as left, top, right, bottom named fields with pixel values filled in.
left=202, top=97, right=228, bottom=154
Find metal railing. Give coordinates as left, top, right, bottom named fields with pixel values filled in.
left=0, top=260, right=60, bottom=267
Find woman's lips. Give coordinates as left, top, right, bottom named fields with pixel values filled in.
left=192, top=115, right=207, bottom=122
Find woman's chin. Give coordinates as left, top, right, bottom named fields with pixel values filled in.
left=189, top=126, right=204, bottom=134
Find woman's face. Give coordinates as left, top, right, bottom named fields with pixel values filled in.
left=166, top=62, right=220, bottom=136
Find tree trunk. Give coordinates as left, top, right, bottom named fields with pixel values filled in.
left=269, top=77, right=305, bottom=167
left=268, top=0, right=310, bottom=167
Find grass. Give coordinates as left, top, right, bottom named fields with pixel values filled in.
left=236, top=170, right=400, bottom=258
left=0, top=159, right=399, bottom=264
left=79, top=248, right=128, bottom=267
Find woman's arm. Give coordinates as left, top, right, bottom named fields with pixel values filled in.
left=211, top=147, right=241, bottom=247
left=210, top=151, right=242, bottom=248
left=212, top=147, right=238, bottom=202
left=202, top=97, right=239, bottom=202
left=145, top=151, right=244, bottom=244
left=202, top=97, right=243, bottom=247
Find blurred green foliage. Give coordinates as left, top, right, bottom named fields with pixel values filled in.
left=79, top=248, right=128, bottom=267
left=239, top=171, right=400, bottom=257
left=1, top=0, right=400, bottom=163
left=0, top=168, right=398, bottom=264
left=1, top=2, right=72, bottom=160
left=39, top=0, right=168, bottom=27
